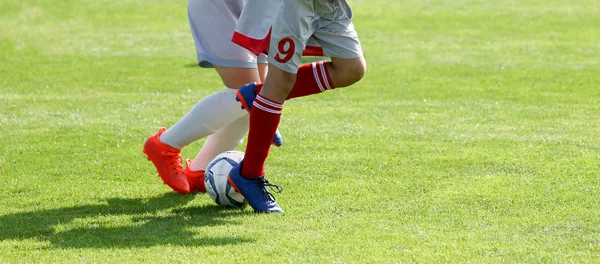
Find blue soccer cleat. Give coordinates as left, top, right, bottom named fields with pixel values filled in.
left=227, top=162, right=283, bottom=213
left=236, top=82, right=283, bottom=147
left=271, top=130, right=283, bottom=147
left=235, top=82, right=258, bottom=113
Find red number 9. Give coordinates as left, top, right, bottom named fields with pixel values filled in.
left=274, top=38, right=295, bottom=63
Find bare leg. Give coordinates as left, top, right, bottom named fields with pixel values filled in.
left=327, top=57, right=367, bottom=88
left=259, top=65, right=296, bottom=102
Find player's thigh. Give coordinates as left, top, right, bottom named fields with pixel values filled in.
left=214, top=54, right=267, bottom=88
left=214, top=66, right=261, bottom=89
left=188, top=0, right=259, bottom=69
left=257, top=59, right=268, bottom=83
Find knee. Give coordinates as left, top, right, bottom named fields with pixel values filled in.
left=331, top=57, right=367, bottom=88
left=348, top=57, right=367, bottom=84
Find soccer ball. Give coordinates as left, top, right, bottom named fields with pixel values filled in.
left=204, top=151, right=247, bottom=208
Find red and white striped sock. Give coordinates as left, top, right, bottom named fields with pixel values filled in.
left=252, top=61, right=334, bottom=100
left=241, top=94, right=283, bottom=178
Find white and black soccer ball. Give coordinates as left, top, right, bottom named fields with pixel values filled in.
left=204, top=151, right=247, bottom=208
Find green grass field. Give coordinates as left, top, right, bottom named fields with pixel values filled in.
left=1, top=0, right=599, bottom=262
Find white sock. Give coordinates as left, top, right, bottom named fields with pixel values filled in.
left=160, top=88, right=246, bottom=149
left=189, top=114, right=249, bottom=171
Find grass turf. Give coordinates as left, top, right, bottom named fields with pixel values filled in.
left=1, top=0, right=599, bottom=262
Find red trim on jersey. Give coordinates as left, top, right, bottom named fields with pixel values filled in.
left=233, top=28, right=325, bottom=57
left=232, top=29, right=271, bottom=56
left=303, top=46, right=325, bottom=57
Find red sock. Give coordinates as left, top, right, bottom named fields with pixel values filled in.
left=253, top=61, right=334, bottom=100
left=241, top=94, right=283, bottom=178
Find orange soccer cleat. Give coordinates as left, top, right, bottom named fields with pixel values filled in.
left=184, top=159, right=206, bottom=193
left=143, top=127, right=190, bottom=194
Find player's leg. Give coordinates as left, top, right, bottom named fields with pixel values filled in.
left=157, top=65, right=267, bottom=150
left=144, top=86, right=248, bottom=194
left=213, top=65, right=264, bottom=90
left=238, top=57, right=365, bottom=104
left=185, top=114, right=249, bottom=193
left=187, top=115, right=249, bottom=172
left=230, top=0, right=366, bottom=211
left=144, top=0, right=259, bottom=194
left=264, top=56, right=366, bottom=98
left=312, top=0, right=366, bottom=88
left=228, top=0, right=316, bottom=213
left=236, top=0, right=366, bottom=106
left=324, top=56, right=366, bottom=88
left=183, top=61, right=268, bottom=193
left=237, top=65, right=295, bottom=183
left=228, top=71, right=291, bottom=212
left=236, top=60, right=333, bottom=110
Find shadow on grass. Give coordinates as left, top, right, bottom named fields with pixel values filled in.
left=0, top=192, right=253, bottom=248
left=184, top=63, right=200, bottom=68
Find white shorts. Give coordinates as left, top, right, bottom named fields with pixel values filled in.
left=268, top=0, right=364, bottom=73
left=232, top=0, right=325, bottom=57
left=188, top=0, right=267, bottom=68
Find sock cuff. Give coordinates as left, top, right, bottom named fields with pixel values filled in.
left=253, top=94, right=283, bottom=114
left=312, top=61, right=333, bottom=91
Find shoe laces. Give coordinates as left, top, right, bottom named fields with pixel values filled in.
left=260, top=178, right=283, bottom=203
left=161, top=150, right=183, bottom=172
